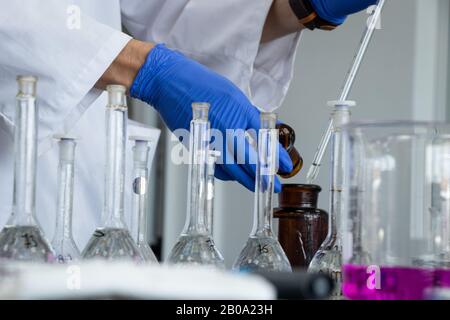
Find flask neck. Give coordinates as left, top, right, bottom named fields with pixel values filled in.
left=183, top=110, right=210, bottom=235
left=102, top=103, right=128, bottom=228
left=53, top=139, right=76, bottom=242
left=10, top=84, right=38, bottom=226
left=251, top=113, right=277, bottom=237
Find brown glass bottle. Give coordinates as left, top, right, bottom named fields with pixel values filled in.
left=277, top=123, right=303, bottom=178
left=274, top=184, right=328, bottom=268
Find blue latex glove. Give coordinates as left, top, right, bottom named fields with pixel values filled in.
left=309, top=0, right=378, bottom=25
left=131, top=44, right=293, bottom=192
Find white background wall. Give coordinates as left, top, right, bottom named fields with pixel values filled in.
left=132, top=0, right=450, bottom=268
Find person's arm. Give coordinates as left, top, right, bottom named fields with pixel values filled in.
left=262, top=0, right=305, bottom=43
left=96, top=38, right=294, bottom=192
left=0, top=0, right=131, bottom=144
left=95, top=39, right=153, bottom=92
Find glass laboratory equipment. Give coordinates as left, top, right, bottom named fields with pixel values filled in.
left=306, top=0, right=386, bottom=183
left=274, top=184, right=328, bottom=268
left=51, top=136, right=80, bottom=263
left=308, top=101, right=355, bottom=298
left=341, top=121, right=450, bottom=300
left=277, top=123, right=303, bottom=178
left=167, top=103, right=224, bottom=268
left=206, top=150, right=220, bottom=235
left=0, top=76, right=55, bottom=262
left=233, top=113, right=292, bottom=272
left=82, top=85, right=143, bottom=262
left=129, top=136, right=158, bottom=263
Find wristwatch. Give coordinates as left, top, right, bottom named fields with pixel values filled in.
left=288, top=0, right=338, bottom=31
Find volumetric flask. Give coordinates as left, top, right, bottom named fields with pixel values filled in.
left=0, top=76, right=55, bottom=262
left=233, top=113, right=292, bottom=272
left=82, top=85, right=143, bottom=262
left=341, top=121, right=450, bottom=300
left=130, top=136, right=158, bottom=263
left=51, top=136, right=80, bottom=263
left=167, top=103, right=224, bottom=268
left=308, top=101, right=354, bottom=299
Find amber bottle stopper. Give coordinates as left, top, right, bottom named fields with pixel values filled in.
left=277, top=123, right=303, bottom=178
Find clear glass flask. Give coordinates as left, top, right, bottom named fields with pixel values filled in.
left=51, top=136, right=80, bottom=263
left=308, top=101, right=355, bottom=298
left=233, top=113, right=291, bottom=272
left=342, top=121, right=450, bottom=300
left=0, top=76, right=55, bottom=262
left=129, top=136, right=158, bottom=263
left=82, top=85, right=143, bottom=262
left=167, top=103, right=224, bottom=268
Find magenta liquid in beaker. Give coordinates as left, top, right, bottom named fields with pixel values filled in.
left=341, top=122, right=450, bottom=300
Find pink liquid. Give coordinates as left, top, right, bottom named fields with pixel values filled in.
left=343, top=264, right=435, bottom=300
left=434, top=268, right=450, bottom=288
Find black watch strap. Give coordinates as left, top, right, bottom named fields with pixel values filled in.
left=288, top=0, right=338, bottom=31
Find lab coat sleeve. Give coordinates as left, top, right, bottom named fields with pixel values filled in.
left=120, top=0, right=301, bottom=111
left=0, top=0, right=131, bottom=146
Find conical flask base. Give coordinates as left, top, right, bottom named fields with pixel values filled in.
left=52, top=239, right=81, bottom=264
left=167, top=234, right=224, bottom=268
left=233, top=236, right=292, bottom=272
left=82, top=228, right=143, bottom=262
left=0, top=225, right=55, bottom=262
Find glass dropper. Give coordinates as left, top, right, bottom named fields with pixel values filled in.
left=129, top=136, right=158, bottom=263
left=306, top=0, right=386, bottom=183
left=51, top=136, right=81, bottom=263
left=206, top=150, right=220, bottom=236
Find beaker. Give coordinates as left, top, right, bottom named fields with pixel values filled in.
left=274, top=184, right=328, bottom=268
left=233, top=113, right=292, bottom=272
left=82, top=85, right=142, bottom=262
left=0, top=76, right=54, bottom=262
left=167, top=103, right=224, bottom=268
left=129, top=136, right=158, bottom=263
left=341, top=121, right=450, bottom=300
left=51, top=136, right=80, bottom=263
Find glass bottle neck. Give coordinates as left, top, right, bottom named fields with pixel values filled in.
left=183, top=117, right=210, bottom=235
left=103, top=105, right=127, bottom=228
left=10, top=90, right=38, bottom=226
left=251, top=114, right=277, bottom=238
left=53, top=139, right=76, bottom=241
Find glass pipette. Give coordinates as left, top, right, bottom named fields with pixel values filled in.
left=306, top=0, right=386, bottom=183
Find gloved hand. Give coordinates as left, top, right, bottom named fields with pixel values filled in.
left=309, top=0, right=378, bottom=25
left=131, top=44, right=293, bottom=192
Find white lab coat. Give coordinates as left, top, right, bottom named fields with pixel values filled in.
left=0, top=0, right=301, bottom=249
